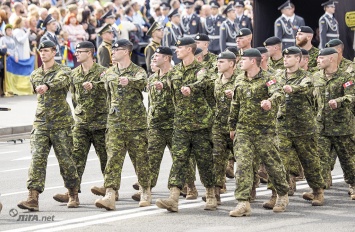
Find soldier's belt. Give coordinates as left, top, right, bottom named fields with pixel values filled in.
left=281, top=38, right=295, bottom=42
left=326, top=33, right=339, bottom=37
left=226, top=42, right=237, bottom=46
left=208, top=35, right=219, bottom=39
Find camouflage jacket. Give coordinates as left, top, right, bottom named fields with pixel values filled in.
left=308, top=46, right=320, bottom=73
left=30, top=63, right=73, bottom=130
left=313, top=69, right=355, bottom=136
left=203, top=52, right=217, bottom=72
left=70, top=63, right=108, bottom=130
left=338, top=57, right=354, bottom=74
left=269, top=57, right=284, bottom=71
left=228, top=69, right=283, bottom=135
left=147, top=70, right=174, bottom=129
left=213, top=73, right=237, bottom=132
left=276, top=69, right=316, bottom=137
left=104, top=62, right=148, bottom=130
left=167, top=59, right=213, bottom=131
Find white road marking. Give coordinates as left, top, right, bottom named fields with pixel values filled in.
left=10, top=149, right=96, bottom=161
left=1, top=175, right=136, bottom=197
left=0, top=151, right=19, bottom=155
left=2, top=175, right=345, bottom=232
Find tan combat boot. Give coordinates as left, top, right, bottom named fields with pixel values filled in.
left=288, top=175, right=296, bottom=196
left=91, top=186, right=119, bottom=201
left=95, top=188, right=116, bottom=211
left=263, top=189, right=277, bottom=209
left=17, top=189, right=39, bottom=211
left=204, top=188, right=217, bottom=211
left=220, top=182, right=227, bottom=194
left=139, top=187, right=152, bottom=207
left=229, top=201, right=251, bottom=217
left=186, top=182, right=198, bottom=200
left=349, top=184, right=355, bottom=200
left=226, top=160, right=235, bottom=179
left=312, top=188, right=324, bottom=206
left=53, top=192, right=69, bottom=203
left=156, top=187, right=180, bottom=212
left=302, top=189, right=314, bottom=201
left=272, top=194, right=289, bottom=213
left=67, top=188, right=79, bottom=208
left=180, top=183, right=187, bottom=197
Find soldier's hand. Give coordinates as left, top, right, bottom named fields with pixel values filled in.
left=230, top=131, right=235, bottom=140
left=283, top=85, right=293, bottom=93
left=181, top=86, right=191, bottom=96
left=155, top=81, right=164, bottom=90
left=225, top=90, right=234, bottom=99
left=329, top=99, right=338, bottom=109
left=36, top=85, right=48, bottom=95
left=119, top=77, right=129, bottom=86
left=261, top=100, right=272, bottom=111
left=82, top=82, right=93, bottom=90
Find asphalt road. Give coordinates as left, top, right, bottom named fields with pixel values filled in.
left=0, top=138, right=354, bottom=232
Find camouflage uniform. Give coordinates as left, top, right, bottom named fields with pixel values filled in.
left=28, top=63, right=79, bottom=193
left=274, top=69, right=325, bottom=191
left=213, top=73, right=236, bottom=188
left=313, top=69, right=355, bottom=186
left=103, top=62, right=150, bottom=190
left=70, top=63, right=108, bottom=190
left=268, top=57, right=284, bottom=71
left=167, top=60, right=215, bottom=189
left=308, top=46, right=320, bottom=72
left=147, top=70, right=175, bottom=188
left=229, top=70, right=289, bottom=201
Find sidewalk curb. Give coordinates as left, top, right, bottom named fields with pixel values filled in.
left=0, top=125, right=33, bottom=136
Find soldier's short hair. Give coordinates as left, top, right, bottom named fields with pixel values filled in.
left=248, top=57, right=262, bottom=67
left=186, top=43, right=197, bottom=54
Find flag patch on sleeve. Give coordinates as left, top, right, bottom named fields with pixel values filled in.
left=343, top=81, right=354, bottom=88
left=266, top=79, right=277, bottom=87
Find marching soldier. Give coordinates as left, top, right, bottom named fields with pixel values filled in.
left=220, top=4, right=238, bottom=52
left=145, top=22, right=164, bottom=76
left=40, top=14, right=62, bottom=63
left=97, top=24, right=114, bottom=68
left=194, top=33, right=217, bottom=72
left=299, top=48, right=310, bottom=71
left=319, top=1, right=339, bottom=49
left=274, top=1, right=305, bottom=49
left=296, top=26, right=319, bottom=72
left=236, top=28, right=252, bottom=50
left=203, top=1, right=225, bottom=54
left=17, top=41, right=80, bottom=211
left=325, top=39, right=353, bottom=74
left=256, top=47, right=274, bottom=73
left=180, top=1, right=203, bottom=38
left=163, top=8, right=182, bottom=64
left=234, top=0, right=253, bottom=31
left=264, top=36, right=284, bottom=70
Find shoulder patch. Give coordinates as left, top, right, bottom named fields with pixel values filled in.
left=266, top=79, right=277, bottom=87
left=343, top=81, right=354, bottom=88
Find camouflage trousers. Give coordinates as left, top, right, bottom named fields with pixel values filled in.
left=234, top=133, right=288, bottom=201
left=272, top=134, right=325, bottom=190
left=148, top=128, right=173, bottom=188
left=212, top=129, right=233, bottom=188
left=168, top=128, right=215, bottom=189
left=104, top=128, right=150, bottom=190
left=318, top=135, right=355, bottom=185
left=72, top=126, right=107, bottom=190
left=27, top=128, right=79, bottom=193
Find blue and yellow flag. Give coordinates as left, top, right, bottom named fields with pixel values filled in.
left=4, top=56, right=34, bottom=96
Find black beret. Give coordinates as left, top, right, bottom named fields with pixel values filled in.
left=42, top=14, right=56, bottom=28
left=235, top=0, right=245, bottom=7
left=256, top=47, right=268, bottom=54
left=209, top=1, right=220, bottom=8
left=184, top=1, right=194, bottom=8
left=217, top=51, right=237, bottom=60
left=263, top=36, right=282, bottom=46
left=168, top=8, right=180, bottom=18
left=76, top=41, right=95, bottom=50
left=97, top=24, right=113, bottom=36
left=194, top=48, right=203, bottom=56
left=236, top=28, right=252, bottom=37
left=100, top=9, right=115, bottom=20
left=318, top=48, right=338, bottom=56
left=112, top=39, right=133, bottom=48
left=225, top=47, right=240, bottom=56
left=175, top=37, right=195, bottom=47
left=321, top=0, right=338, bottom=7
left=325, top=39, right=343, bottom=47
left=160, top=2, right=170, bottom=10
left=155, top=46, right=173, bottom=56
left=300, top=48, right=309, bottom=56
left=223, top=4, right=234, bottom=15
left=282, top=46, right=301, bottom=56
left=147, top=21, right=163, bottom=36
left=298, top=26, right=314, bottom=34
left=278, top=0, right=292, bottom=10
left=194, top=33, right=210, bottom=42
left=240, top=48, right=261, bottom=58
left=38, top=40, right=56, bottom=50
